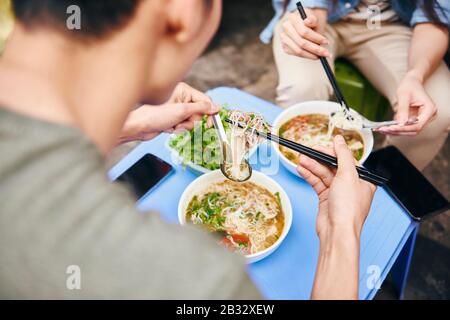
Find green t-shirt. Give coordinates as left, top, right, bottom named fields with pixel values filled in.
left=0, top=108, right=261, bottom=299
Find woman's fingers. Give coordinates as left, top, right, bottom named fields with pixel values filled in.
left=379, top=104, right=436, bottom=135
left=298, top=154, right=335, bottom=188
left=280, top=32, right=318, bottom=60
left=333, top=135, right=358, bottom=180
left=416, top=100, right=437, bottom=128
left=297, top=165, right=328, bottom=195
left=313, top=145, right=336, bottom=157
left=281, top=12, right=330, bottom=59
left=297, top=145, right=337, bottom=192
left=376, top=125, right=420, bottom=136
left=304, top=14, right=318, bottom=28
left=333, top=134, right=376, bottom=191
left=395, top=89, right=411, bottom=125
left=290, top=12, right=328, bottom=45
left=301, top=39, right=331, bottom=58
left=298, top=137, right=377, bottom=198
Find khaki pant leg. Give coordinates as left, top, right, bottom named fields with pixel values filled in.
left=272, top=15, right=341, bottom=108
left=346, top=23, right=450, bottom=170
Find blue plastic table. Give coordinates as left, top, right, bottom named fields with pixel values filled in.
left=109, top=87, right=418, bottom=300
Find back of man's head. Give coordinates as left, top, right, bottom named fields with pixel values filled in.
left=10, top=0, right=220, bottom=104
left=13, top=0, right=140, bottom=38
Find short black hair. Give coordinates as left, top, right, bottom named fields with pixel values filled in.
left=13, top=0, right=215, bottom=39
left=12, top=0, right=141, bottom=38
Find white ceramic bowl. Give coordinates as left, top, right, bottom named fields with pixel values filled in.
left=166, top=136, right=258, bottom=176
left=272, top=101, right=374, bottom=177
left=178, top=170, right=293, bottom=263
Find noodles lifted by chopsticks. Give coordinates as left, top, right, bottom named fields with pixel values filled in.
left=226, top=111, right=270, bottom=181
left=328, top=109, right=364, bottom=135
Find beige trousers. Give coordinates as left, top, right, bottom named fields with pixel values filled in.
left=273, top=17, right=450, bottom=170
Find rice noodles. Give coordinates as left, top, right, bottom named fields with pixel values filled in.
left=186, top=180, right=284, bottom=255
left=328, top=109, right=364, bottom=135
left=225, top=111, right=270, bottom=181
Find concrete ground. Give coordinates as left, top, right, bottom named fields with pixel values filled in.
left=111, top=0, right=450, bottom=299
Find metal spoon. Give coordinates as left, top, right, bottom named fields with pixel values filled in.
left=360, top=117, right=419, bottom=130
left=330, top=111, right=419, bottom=130
left=212, top=114, right=252, bottom=182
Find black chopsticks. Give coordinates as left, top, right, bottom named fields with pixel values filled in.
left=225, top=119, right=388, bottom=186
left=296, top=1, right=349, bottom=111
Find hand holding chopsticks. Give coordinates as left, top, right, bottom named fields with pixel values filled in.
left=225, top=119, right=389, bottom=186
left=296, top=1, right=351, bottom=116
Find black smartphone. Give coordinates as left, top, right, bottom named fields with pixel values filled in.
left=116, top=153, right=174, bottom=199
left=364, top=146, right=450, bottom=222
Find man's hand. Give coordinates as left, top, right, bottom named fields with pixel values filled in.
left=377, top=72, right=437, bottom=136
left=297, top=135, right=376, bottom=299
left=280, top=8, right=330, bottom=59
left=119, top=83, right=219, bottom=143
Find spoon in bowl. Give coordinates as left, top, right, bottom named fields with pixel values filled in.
left=212, top=113, right=252, bottom=182
left=360, top=117, right=419, bottom=130
left=330, top=111, right=419, bottom=130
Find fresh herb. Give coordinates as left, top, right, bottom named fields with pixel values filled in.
left=169, top=108, right=230, bottom=170
left=274, top=192, right=281, bottom=206
left=255, top=211, right=262, bottom=221
left=354, top=148, right=363, bottom=161
left=169, top=107, right=269, bottom=170
left=187, top=192, right=228, bottom=230
left=237, top=242, right=248, bottom=248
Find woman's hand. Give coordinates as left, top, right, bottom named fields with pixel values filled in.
left=297, top=135, right=376, bottom=240
left=298, top=135, right=377, bottom=300
left=118, top=83, right=219, bottom=143
left=377, top=72, right=437, bottom=136
left=280, top=8, right=330, bottom=60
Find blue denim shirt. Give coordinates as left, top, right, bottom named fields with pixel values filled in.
left=260, top=0, right=450, bottom=43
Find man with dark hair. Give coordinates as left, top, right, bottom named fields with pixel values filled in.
left=0, top=0, right=376, bottom=299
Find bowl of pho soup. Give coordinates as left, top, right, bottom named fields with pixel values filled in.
left=178, top=170, right=292, bottom=263
left=272, top=101, right=374, bottom=177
